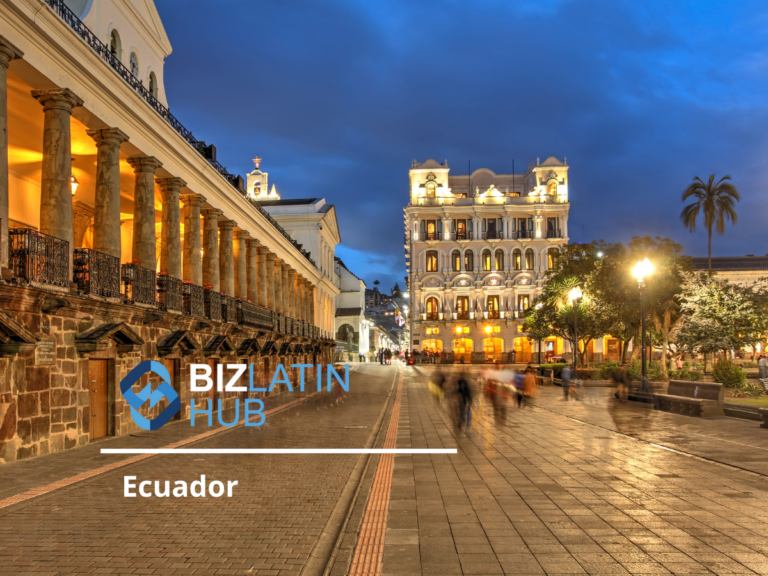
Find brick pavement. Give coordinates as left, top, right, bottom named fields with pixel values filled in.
left=380, top=366, right=768, bottom=576
left=0, top=364, right=397, bottom=576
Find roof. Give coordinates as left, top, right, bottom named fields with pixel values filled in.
left=255, top=198, right=320, bottom=206
left=336, top=307, right=363, bottom=318
left=691, top=256, right=768, bottom=271
left=334, top=257, right=364, bottom=283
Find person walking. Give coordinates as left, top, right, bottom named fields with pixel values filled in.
left=675, top=356, right=683, bottom=370
left=561, top=364, right=572, bottom=400
left=456, top=373, right=473, bottom=430
left=523, top=367, right=538, bottom=408
left=759, top=355, right=767, bottom=380
left=613, top=362, right=631, bottom=402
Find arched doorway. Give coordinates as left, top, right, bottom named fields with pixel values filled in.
left=514, top=337, right=532, bottom=363
left=483, top=337, right=503, bottom=363
left=453, top=338, right=473, bottom=363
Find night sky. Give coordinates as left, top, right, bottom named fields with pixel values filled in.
left=156, top=0, right=768, bottom=291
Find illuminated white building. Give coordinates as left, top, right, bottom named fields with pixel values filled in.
left=405, top=157, right=570, bottom=363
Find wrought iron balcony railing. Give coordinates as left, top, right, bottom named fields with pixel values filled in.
left=204, top=288, right=222, bottom=322
left=276, top=314, right=286, bottom=334
left=9, top=228, right=69, bottom=289
left=237, top=300, right=274, bottom=330
left=512, top=230, right=533, bottom=239
left=453, top=231, right=472, bottom=241
left=73, top=248, right=119, bottom=298
left=122, top=263, right=156, bottom=306
left=546, top=228, right=562, bottom=239
left=482, top=231, right=503, bottom=240
left=222, top=295, right=238, bottom=323
left=182, top=283, right=205, bottom=317
left=157, top=274, right=183, bottom=313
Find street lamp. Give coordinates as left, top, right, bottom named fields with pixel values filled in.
left=568, top=287, right=582, bottom=369
left=633, top=258, right=654, bottom=392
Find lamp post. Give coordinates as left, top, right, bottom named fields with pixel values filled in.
left=633, top=258, right=654, bottom=393
left=568, top=287, right=583, bottom=369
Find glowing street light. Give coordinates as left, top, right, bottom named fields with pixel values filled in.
left=633, top=258, right=653, bottom=392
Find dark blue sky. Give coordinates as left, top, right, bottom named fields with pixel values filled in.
left=157, top=0, right=768, bottom=291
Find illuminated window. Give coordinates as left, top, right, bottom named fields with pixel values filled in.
left=548, top=181, right=558, bottom=195
left=494, top=326, right=500, bottom=333
left=482, top=249, right=491, bottom=271
left=456, top=296, right=469, bottom=319
left=426, top=327, right=440, bottom=335
left=513, top=249, right=521, bottom=270
left=517, top=325, right=524, bottom=333
left=463, top=327, right=470, bottom=334
left=548, top=247, right=559, bottom=269
left=426, top=182, right=436, bottom=198
left=426, top=220, right=437, bottom=240
left=518, top=294, right=530, bottom=311
left=464, top=251, right=474, bottom=272
left=487, top=295, right=500, bottom=319
left=525, top=249, right=535, bottom=270
left=452, top=250, right=461, bottom=271
left=426, top=297, right=439, bottom=320
left=426, top=250, right=438, bottom=272
left=495, top=249, right=504, bottom=271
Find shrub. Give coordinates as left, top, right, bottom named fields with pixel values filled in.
left=539, top=362, right=568, bottom=378
left=669, top=369, right=703, bottom=382
left=575, top=369, right=600, bottom=380
left=742, top=361, right=758, bottom=368
left=626, top=359, right=665, bottom=382
left=712, top=358, right=746, bottom=388
left=599, top=361, right=620, bottom=380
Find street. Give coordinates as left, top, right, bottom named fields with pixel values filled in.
left=2, top=364, right=768, bottom=576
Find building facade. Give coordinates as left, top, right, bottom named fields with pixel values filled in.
left=333, top=258, right=368, bottom=361
left=405, top=157, right=570, bottom=363
left=0, top=0, right=334, bottom=464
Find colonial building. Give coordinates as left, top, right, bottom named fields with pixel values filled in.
left=0, top=0, right=334, bottom=463
left=333, top=257, right=368, bottom=361
left=691, top=256, right=768, bottom=286
left=405, top=157, right=570, bottom=363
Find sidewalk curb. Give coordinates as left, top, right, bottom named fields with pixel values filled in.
left=300, top=366, right=398, bottom=576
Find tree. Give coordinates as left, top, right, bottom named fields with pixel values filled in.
left=680, top=174, right=740, bottom=272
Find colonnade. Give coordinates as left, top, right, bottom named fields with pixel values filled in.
left=0, top=35, right=320, bottom=326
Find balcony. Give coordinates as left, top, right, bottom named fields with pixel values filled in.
left=183, top=283, right=205, bottom=317
left=425, top=232, right=439, bottom=241
left=238, top=300, right=274, bottom=330
left=9, top=228, right=69, bottom=290
left=222, top=295, right=238, bottom=323
left=512, top=230, right=533, bottom=240
left=204, top=288, right=222, bottom=322
left=482, top=231, right=503, bottom=240
left=412, top=195, right=567, bottom=207
left=276, top=314, right=286, bottom=334
left=455, top=311, right=469, bottom=320
left=546, top=228, right=562, bottom=239
left=157, top=274, right=183, bottom=313
left=454, top=231, right=472, bottom=241
left=73, top=248, right=120, bottom=298
left=122, top=263, right=156, bottom=306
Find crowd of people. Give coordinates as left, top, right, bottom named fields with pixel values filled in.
left=428, top=366, right=540, bottom=430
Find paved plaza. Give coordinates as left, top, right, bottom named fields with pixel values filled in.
left=2, top=364, right=768, bottom=575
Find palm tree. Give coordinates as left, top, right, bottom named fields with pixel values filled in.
left=680, top=175, right=740, bottom=272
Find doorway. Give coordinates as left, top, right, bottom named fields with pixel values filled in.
left=88, top=359, right=109, bottom=440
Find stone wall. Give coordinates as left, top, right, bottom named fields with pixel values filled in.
left=0, top=284, right=331, bottom=464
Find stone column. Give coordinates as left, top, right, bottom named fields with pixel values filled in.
left=201, top=208, right=221, bottom=291
left=309, top=285, right=315, bottom=326
left=126, top=155, right=162, bottom=270
left=273, top=258, right=283, bottom=314
left=282, top=264, right=291, bottom=317
left=156, top=177, right=185, bottom=279
left=233, top=230, right=249, bottom=300
left=218, top=219, right=235, bottom=297
left=246, top=238, right=259, bottom=303
left=180, top=194, right=204, bottom=285
left=32, top=88, right=84, bottom=273
left=297, top=278, right=304, bottom=320
left=0, top=37, right=22, bottom=268
left=256, top=245, right=268, bottom=307
left=86, top=128, right=129, bottom=259
left=266, top=252, right=276, bottom=311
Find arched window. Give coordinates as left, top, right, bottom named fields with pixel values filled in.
left=451, top=250, right=461, bottom=272
left=513, top=249, right=522, bottom=270
left=426, top=250, right=438, bottom=272
left=494, top=249, right=504, bottom=271
left=426, top=182, right=436, bottom=198
left=548, top=180, right=558, bottom=195
left=482, top=249, right=491, bottom=271
left=548, top=247, right=559, bottom=269
left=464, top=251, right=474, bottom=272
left=252, top=181, right=261, bottom=196
left=426, top=297, right=439, bottom=320
left=109, top=30, right=121, bottom=60
left=129, top=52, right=139, bottom=77
left=525, top=249, right=535, bottom=270
left=148, top=71, right=158, bottom=99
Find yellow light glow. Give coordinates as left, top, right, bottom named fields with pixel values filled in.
left=70, top=173, right=78, bottom=196
left=485, top=325, right=492, bottom=334
left=633, top=258, right=653, bottom=280
left=568, top=286, right=582, bottom=302
left=456, top=326, right=462, bottom=334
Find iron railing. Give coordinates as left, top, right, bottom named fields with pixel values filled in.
left=73, top=248, right=120, bottom=298
left=9, top=228, right=69, bottom=289
left=157, top=274, right=183, bottom=313
left=546, top=228, right=562, bottom=239
left=482, top=231, right=503, bottom=240
left=183, top=283, right=205, bottom=317
left=285, top=317, right=293, bottom=335
left=204, top=288, right=223, bottom=322
left=454, top=231, right=472, bottom=240
left=237, top=301, right=274, bottom=330
left=222, top=295, right=238, bottom=323
left=276, top=314, right=286, bottom=334
left=512, top=230, right=533, bottom=239
left=122, top=263, right=156, bottom=306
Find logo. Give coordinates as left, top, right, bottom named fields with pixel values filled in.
left=121, top=361, right=181, bottom=430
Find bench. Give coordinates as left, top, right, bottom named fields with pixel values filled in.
left=653, top=381, right=724, bottom=418
left=759, top=408, right=768, bottom=429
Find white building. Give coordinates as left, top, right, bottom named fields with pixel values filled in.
left=334, top=257, right=369, bottom=360
left=405, top=157, right=571, bottom=363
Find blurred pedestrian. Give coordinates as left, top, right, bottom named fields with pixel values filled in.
left=456, top=373, right=473, bottom=430
left=523, top=367, right=538, bottom=407
left=613, top=362, right=631, bottom=402
left=759, top=355, right=767, bottom=380
left=675, top=356, right=683, bottom=370
left=513, top=370, right=525, bottom=407
left=561, top=365, right=572, bottom=400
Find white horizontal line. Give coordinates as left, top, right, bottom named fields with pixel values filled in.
left=100, top=448, right=457, bottom=455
